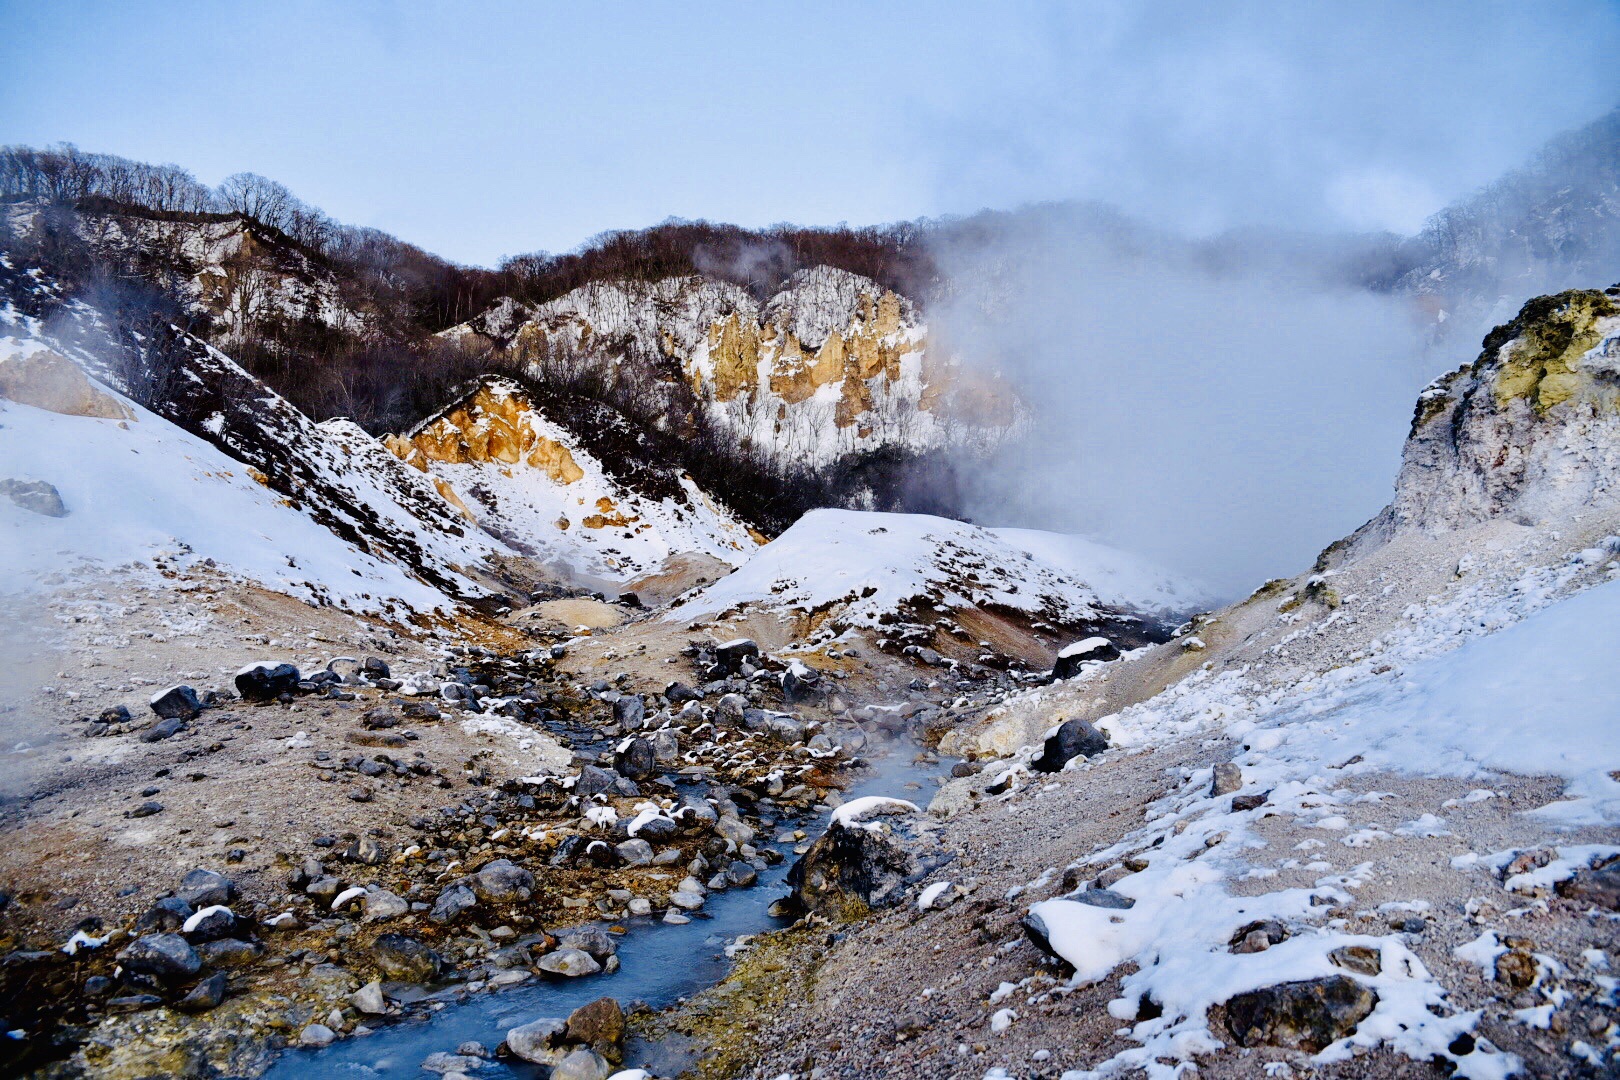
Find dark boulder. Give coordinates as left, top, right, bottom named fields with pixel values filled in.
left=178, top=867, right=236, bottom=913
left=1557, top=858, right=1620, bottom=910
left=781, top=663, right=822, bottom=703
left=149, top=685, right=203, bottom=721
left=372, top=933, right=442, bottom=982
left=663, top=681, right=701, bottom=704
left=612, top=694, right=646, bottom=727
left=1224, top=975, right=1377, bottom=1052
left=176, top=971, right=228, bottom=1013
left=177, top=869, right=235, bottom=909
left=1031, top=718, right=1109, bottom=773
left=234, top=662, right=301, bottom=702
left=714, top=638, right=759, bottom=675
left=1052, top=637, right=1119, bottom=680
left=117, top=934, right=201, bottom=983
left=613, top=738, right=658, bottom=781
left=136, top=897, right=194, bottom=933
left=139, top=716, right=187, bottom=743
left=566, top=996, right=625, bottom=1061
left=787, top=800, right=947, bottom=919
left=575, top=765, right=622, bottom=798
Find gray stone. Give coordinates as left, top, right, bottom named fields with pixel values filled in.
left=351, top=980, right=387, bottom=1014
left=176, top=971, right=227, bottom=1013
left=195, top=937, right=263, bottom=968
left=471, top=858, right=533, bottom=902
left=135, top=896, right=193, bottom=933
left=1211, top=762, right=1243, bottom=797
left=362, top=887, right=410, bottom=921
left=536, top=948, right=602, bottom=977
left=0, top=478, right=66, bottom=517
left=551, top=1047, right=612, bottom=1080
left=430, top=882, right=479, bottom=923
left=372, top=933, right=441, bottom=982
left=505, top=1016, right=569, bottom=1064
left=139, top=716, right=187, bottom=743
left=612, top=694, right=646, bottom=727
left=615, top=838, right=654, bottom=866
left=575, top=765, right=620, bottom=798
left=299, top=1023, right=336, bottom=1048
left=557, top=927, right=616, bottom=960
left=177, top=869, right=235, bottom=908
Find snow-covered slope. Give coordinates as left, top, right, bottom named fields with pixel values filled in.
left=0, top=255, right=520, bottom=609
left=447, top=266, right=1019, bottom=468
left=668, top=508, right=1205, bottom=637
left=0, top=360, right=450, bottom=616
left=383, top=376, right=760, bottom=588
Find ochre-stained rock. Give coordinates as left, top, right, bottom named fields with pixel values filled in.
left=385, top=383, right=584, bottom=485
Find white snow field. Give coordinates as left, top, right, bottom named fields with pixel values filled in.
left=669, top=508, right=1207, bottom=627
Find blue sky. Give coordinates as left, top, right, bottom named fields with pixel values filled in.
left=4, top=0, right=1618, bottom=266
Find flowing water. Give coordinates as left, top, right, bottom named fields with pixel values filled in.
left=265, top=738, right=954, bottom=1078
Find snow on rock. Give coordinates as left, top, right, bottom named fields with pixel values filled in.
left=383, top=376, right=759, bottom=587
left=669, top=509, right=1205, bottom=631
left=829, top=795, right=920, bottom=831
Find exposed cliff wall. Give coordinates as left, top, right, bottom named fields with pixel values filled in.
left=1356, top=287, right=1620, bottom=546
left=445, top=266, right=1018, bottom=469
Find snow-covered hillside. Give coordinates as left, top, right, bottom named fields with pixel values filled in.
left=0, top=349, right=451, bottom=616
left=383, top=376, right=760, bottom=588
left=668, top=508, right=1205, bottom=635
left=0, top=255, right=521, bottom=610
left=447, top=266, right=1019, bottom=468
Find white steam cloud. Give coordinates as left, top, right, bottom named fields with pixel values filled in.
left=910, top=2, right=1620, bottom=599
left=929, top=209, right=1429, bottom=597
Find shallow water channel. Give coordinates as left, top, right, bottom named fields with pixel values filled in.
left=265, top=738, right=955, bottom=1078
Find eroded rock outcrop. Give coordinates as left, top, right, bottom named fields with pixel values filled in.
left=441, top=267, right=1018, bottom=469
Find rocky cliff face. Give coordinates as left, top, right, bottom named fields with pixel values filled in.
left=1360, top=287, right=1620, bottom=544
left=3, top=202, right=368, bottom=347
left=447, top=266, right=1018, bottom=469
left=384, top=376, right=760, bottom=589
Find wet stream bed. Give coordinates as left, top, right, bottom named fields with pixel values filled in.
left=265, top=740, right=955, bottom=1079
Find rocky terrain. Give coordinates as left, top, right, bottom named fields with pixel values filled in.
left=3, top=134, right=1620, bottom=1080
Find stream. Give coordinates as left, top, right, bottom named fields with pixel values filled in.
left=264, top=737, right=955, bottom=1078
